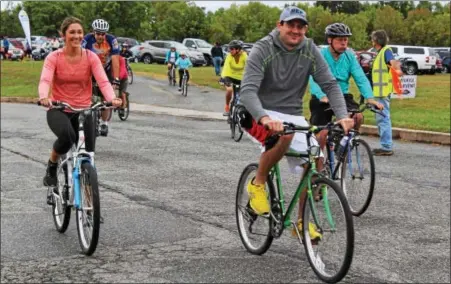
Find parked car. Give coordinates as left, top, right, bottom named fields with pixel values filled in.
left=117, top=37, right=139, bottom=47
left=355, top=51, right=376, bottom=74
left=9, top=39, right=26, bottom=53
left=436, top=51, right=450, bottom=73
left=139, top=40, right=206, bottom=66
left=6, top=44, right=25, bottom=61
left=182, top=38, right=213, bottom=66
left=30, top=36, right=48, bottom=50
left=369, top=45, right=437, bottom=75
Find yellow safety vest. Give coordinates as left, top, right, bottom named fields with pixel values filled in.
left=372, top=46, right=393, bottom=98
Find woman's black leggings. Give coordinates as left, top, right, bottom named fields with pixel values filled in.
left=47, top=108, right=96, bottom=154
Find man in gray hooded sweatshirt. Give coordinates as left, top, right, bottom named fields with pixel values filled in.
left=240, top=6, right=354, bottom=240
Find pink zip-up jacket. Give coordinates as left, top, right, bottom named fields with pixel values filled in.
left=39, top=49, right=115, bottom=109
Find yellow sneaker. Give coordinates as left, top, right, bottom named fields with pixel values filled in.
left=246, top=179, right=270, bottom=215
left=292, top=219, right=322, bottom=242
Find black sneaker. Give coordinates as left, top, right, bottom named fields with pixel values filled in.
left=100, top=124, right=108, bottom=137
left=373, top=148, right=394, bottom=156
left=43, top=160, right=58, bottom=187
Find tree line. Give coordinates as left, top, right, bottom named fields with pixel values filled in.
left=1, top=1, right=449, bottom=50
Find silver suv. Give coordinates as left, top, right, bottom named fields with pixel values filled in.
left=138, top=40, right=206, bottom=66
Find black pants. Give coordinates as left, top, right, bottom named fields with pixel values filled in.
left=47, top=109, right=96, bottom=154
left=178, top=69, right=190, bottom=87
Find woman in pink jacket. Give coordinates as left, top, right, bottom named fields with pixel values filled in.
left=39, top=16, right=122, bottom=187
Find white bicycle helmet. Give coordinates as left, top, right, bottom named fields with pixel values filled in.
left=92, top=19, right=109, bottom=33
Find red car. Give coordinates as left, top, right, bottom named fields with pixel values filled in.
left=355, top=51, right=376, bottom=74
left=9, top=39, right=26, bottom=53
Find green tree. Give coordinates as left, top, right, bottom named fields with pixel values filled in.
left=373, top=6, right=408, bottom=44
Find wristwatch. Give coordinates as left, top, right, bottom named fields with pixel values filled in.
left=114, top=77, right=120, bottom=81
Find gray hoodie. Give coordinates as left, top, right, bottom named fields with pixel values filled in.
left=240, top=29, right=347, bottom=123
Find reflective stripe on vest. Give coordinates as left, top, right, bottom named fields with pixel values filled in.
left=372, top=46, right=393, bottom=97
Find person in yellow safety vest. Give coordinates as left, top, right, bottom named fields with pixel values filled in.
left=370, top=30, right=403, bottom=156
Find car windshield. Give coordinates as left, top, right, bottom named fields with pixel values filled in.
left=170, top=41, right=188, bottom=50
left=195, top=40, right=212, bottom=48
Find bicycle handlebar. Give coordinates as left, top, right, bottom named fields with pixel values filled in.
left=37, top=100, right=113, bottom=111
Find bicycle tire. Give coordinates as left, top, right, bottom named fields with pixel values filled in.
left=52, top=154, right=71, bottom=233
left=340, top=138, right=375, bottom=216
left=302, top=177, right=354, bottom=283
left=235, top=163, right=273, bottom=255
left=229, top=103, right=235, bottom=139
left=182, top=77, right=188, bottom=97
left=127, top=65, right=133, bottom=85
left=232, top=107, right=243, bottom=142
left=76, top=161, right=100, bottom=256
left=118, top=93, right=130, bottom=121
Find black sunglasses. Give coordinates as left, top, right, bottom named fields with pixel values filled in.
left=95, top=32, right=105, bottom=36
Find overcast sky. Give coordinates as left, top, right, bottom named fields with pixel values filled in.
left=1, top=1, right=312, bottom=12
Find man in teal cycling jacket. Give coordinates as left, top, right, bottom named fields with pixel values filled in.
left=309, top=23, right=383, bottom=150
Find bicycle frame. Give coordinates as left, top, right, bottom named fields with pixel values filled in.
left=58, top=108, right=96, bottom=210
left=269, top=131, right=334, bottom=232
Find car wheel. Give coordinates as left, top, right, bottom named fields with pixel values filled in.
left=442, top=66, right=449, bottom=74
left=406, top=63, right=417, bottom=75
left=143, top=54, right=153, bottom=64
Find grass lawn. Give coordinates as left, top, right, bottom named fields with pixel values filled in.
left=1, top=60, right=450, bottom=133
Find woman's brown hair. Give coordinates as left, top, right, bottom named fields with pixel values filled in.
left=60, top=16, right=83, bottom=36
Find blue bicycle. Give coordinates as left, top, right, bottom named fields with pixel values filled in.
left=322, top=103, right=385, bottom=216
left=39, top=101, right=112, bottom=255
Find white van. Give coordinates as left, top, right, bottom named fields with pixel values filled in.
left=389, top=45, right=437, bottom=75
left=368, top=45, right=437, bottom=75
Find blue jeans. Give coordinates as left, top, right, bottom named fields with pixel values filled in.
left=375, top=97, right=393, bottom=151
left=213, top=57, right=222, bottom=76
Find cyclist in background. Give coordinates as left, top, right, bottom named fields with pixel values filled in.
left=165, top=45, right=179, bottom=84
left=120, top=43, right=133, bottom=58
left=82, top=19, right=120, bottom=137
left=220, top=40, right=248, bottom=116
left=175, top=51, right=193, bottom=91
left=117, top=55, right=129, bottom=110
left=309, top=23, right=384, bottom=151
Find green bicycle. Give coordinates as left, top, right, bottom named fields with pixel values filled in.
left=236, top=122, right=354, bottom=283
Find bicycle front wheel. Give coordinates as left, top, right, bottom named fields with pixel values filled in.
left=236, top=163, right=273, bottom=255
left=76, top=161, right=100, bottom=256
left=127, top=66, right=133, bottom=85
left=341, top=138, right=375, bottom=216
left=302, top=177, right=354, bottom=283
left=232, top=107, right=243, bottom=142
left=52, top=154, right=71, bottom=233
left=182, top=78, right=188, bottom=97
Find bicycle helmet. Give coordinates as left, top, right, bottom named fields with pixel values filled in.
left=325, top=23, right=352, bottom=37
left=121, top=43, right=129, bottom=48
left=92, top=19, right=109, bottom=33
left=228, top=40, right=243, bottom=50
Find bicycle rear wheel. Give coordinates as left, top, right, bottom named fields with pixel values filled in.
left=302, top=177, right=354, bottom=283
left=52, top=155, right=71, bottom=233
left=341, top=138, right=375, bottom=216
left=118, top=93, right=130, bottom=121
left=236, top=163, right=273, bottom=255
left=76, top=161, right=100, bottom=256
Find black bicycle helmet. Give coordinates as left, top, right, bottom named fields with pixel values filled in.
left=228, top=40, right=243, bottom=50
left=325, top=23, right=352, bottom=37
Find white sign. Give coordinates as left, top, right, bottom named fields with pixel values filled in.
left=391, top=75, right=417, bottom=99
left=18, top=10, right=32, bottom=50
